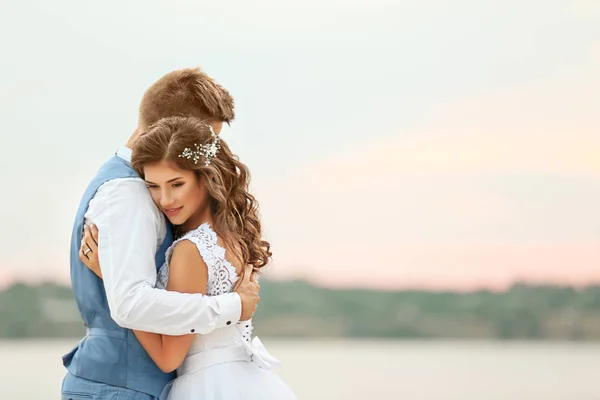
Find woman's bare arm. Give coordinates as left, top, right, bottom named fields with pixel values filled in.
left=80, top=229, right=209, bottom=372
left=131, top=240, right=208, bottom=372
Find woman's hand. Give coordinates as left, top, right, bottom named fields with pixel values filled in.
left=79, top=224, right=102, bottom=279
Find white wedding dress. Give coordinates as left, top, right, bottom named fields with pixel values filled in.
left=156, top=223, right=297, bottom=400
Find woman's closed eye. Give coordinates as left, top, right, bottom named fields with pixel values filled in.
left=146, top=183, right=184, bottom=189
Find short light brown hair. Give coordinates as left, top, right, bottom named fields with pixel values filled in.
left=138, top=67, right=235, bottom=128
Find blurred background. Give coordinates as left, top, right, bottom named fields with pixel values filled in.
left=1, top=0, right=599, bottom=398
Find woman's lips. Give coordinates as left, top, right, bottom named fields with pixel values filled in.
left=163, top=206, right=183, bottom=217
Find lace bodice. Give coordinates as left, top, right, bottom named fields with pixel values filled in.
left=156, top=223, right=253, bottom=346
left=157, top=223, right=239, bottom=295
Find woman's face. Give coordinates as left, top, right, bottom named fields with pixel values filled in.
left=143, top=160, right=209, bottom=226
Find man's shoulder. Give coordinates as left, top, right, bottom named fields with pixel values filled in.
left=100, top=175, right=145, bottom=188
left=96, top=155, right=138, bottom=179
left=93, top=176, right=146, bottom=199
left=85, top=177, right=164, bottom=235
left=87, top=177, right=157, bottom=219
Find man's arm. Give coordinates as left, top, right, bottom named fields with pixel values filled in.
left=132, top=240, right=207, bottom=373
left=86, top=178, right=241, bottom=335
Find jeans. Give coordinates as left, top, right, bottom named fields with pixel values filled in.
left=61, top=373, right=158, bottom=400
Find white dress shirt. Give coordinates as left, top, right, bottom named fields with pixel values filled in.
left=84, top=146, right=241, bottom=335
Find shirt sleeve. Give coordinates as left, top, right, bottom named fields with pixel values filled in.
left=84, top=178, right=242, bottom=335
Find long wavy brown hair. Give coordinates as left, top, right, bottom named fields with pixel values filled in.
left=131, top=116, right=271, bottom=273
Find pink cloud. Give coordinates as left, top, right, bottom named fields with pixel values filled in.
left=294, top=53, right=600, bottom=184
left=266, top=240, right=600, bottom=291
left=0, top=268, right=14, bottom=290
left=257, top=60, right=600, bottom=289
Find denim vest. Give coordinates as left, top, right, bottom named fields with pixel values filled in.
left=62, top=155, right=175, bottom=397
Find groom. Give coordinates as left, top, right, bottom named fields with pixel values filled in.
left=61, top=68, right=260, bottom=400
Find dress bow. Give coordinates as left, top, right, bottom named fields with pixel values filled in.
left=242, top=336, right=281, bottom=370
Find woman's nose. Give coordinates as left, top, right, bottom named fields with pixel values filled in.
left=160, top=191, right=175, bottom=208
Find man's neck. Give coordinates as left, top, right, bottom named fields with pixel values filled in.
left=126, top=126, right=144, bottom=149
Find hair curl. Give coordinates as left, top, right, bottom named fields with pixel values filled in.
left=131, top=116, right=271, bottom=273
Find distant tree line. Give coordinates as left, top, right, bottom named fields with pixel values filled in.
left=1, top=281, right=600, bottom=340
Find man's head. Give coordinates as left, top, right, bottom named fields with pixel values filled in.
left=130, top=67, right=235, bottom=144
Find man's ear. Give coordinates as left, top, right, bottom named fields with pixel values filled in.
left=210, top=120, right=224, bottom=135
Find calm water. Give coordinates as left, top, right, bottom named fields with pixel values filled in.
left=0, top=339, right=598, bottom=399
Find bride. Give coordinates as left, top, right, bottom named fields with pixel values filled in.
left=80, top=116, right=297, bottom=399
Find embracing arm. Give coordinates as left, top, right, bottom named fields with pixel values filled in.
left=82, top=228, right=258, bottom=372
left=85, top=178, right=241, bottom=335
left=132, top=240, right=207, bottom=373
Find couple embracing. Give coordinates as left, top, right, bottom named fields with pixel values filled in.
left=61, top=67, right=297, bottom=400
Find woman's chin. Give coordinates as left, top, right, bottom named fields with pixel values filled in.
left=166, top=215, right=186, bottom=226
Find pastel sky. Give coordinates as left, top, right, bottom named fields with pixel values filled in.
left=0, top=0, right=598, bottom=290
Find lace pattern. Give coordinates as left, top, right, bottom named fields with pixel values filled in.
left=157, top=223, right=238, bottom=295
left=156, top=261, right=169, bottom=290
left=156, top=223, right=253, bottom=342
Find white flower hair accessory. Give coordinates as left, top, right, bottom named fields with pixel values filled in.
left=178, top=125, right=221, bottom=166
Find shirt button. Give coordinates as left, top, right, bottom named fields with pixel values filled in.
left=190, top=329, right=195, bottom=333
left=226, top=321, right=231, bottom=325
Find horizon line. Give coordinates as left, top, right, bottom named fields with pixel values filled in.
left=2, top=274, right=599, bottom=294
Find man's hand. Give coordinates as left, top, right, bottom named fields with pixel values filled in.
left=80, top=224, right=103, bottom=279
left=235, top=265, right=260, bottom=321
